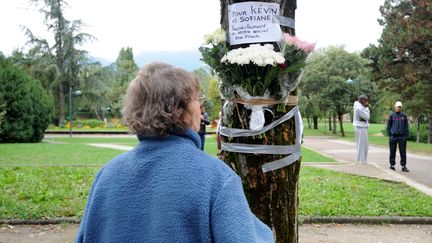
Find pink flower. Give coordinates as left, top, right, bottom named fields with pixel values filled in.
left=283, top=34, right=316, bottom=53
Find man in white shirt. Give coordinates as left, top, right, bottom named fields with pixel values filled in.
left=353, top=95, right=370, bottom=163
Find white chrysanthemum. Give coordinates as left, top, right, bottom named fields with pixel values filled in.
left=220, top=44, right=285, bottom=66
left=203, top=29, right=227, bottom=45
left=212, top=29, right=227, bottom=44
left=203, top=34, right=212, bottom=45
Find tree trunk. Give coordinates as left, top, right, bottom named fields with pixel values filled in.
left=220, top=1, right=300, bottom=242
left=328, top=114, right=332, bottom=131
left=338, top=113, right=345, bottom=137
left=55, top=0, right=66, bottom=126
left=428, top=112, right=432, bottom=144
left=313, top=115, right=318, bottom=129
left=416, top=116, right=420, bottom=143
left=307, top=116, right=311, bottom=129
left=58, top=83, right=65, bottom=125
left=332, top=114, right=337, bottom=134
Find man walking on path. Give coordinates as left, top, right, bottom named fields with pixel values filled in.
left=387, top=101, right=410, bottom=172
left=353, top=95, right=370, bottom=163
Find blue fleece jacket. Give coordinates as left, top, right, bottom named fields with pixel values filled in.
left=75, top=129, right=274, bottom=243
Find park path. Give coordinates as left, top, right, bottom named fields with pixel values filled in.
left=303, top=137, right=432, bottom=196
left=1, top=223, right=431, bottom=243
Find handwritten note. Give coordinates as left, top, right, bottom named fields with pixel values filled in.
left=228, top=2, right=281, bottom=45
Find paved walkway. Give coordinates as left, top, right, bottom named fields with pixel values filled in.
left=303, top=137, right=432, bottom=196
left=2, top=223, right=431, bottom=243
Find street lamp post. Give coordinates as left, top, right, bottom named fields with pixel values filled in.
left=68, top=87, right=81, bottom=138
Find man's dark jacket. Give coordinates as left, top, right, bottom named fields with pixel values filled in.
left=387, top=112, right=409, bottom=140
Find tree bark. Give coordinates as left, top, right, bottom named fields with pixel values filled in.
left=220, top=1, right=300, bottom=242
left=338, top=113, right=345, bottom=137
left=58, top=83, right=65, bottom=125
left=328, top=114, right=332, bottom=131
left=416, top=116, right=420, bottom=143
left=313, top=115, right=318, bottom=129
left=428, top=112, right=432, bottom=144
left=332, top=114, right=337, bottom=134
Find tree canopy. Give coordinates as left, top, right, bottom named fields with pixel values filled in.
left=301, top=46, right=374, bottom=136
left=362, top=0, right=432, bottom=143
left=0, top=54, right=53, bottom=142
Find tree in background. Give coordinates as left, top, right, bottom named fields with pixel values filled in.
left=362, top=0, right=432, bottom=143
left=24, top=0, right=93, bottom=126
left=302, top=46, right=372, bottom=137
left=0, top=54, right=53, bottom=142
left=108, top=47, right=139, bottom=116
left=78, top=62, right=114, bottom=120
left=298, top=94, right=320, bottom=129
left=193, top=68, right=213, bottom=95
left=206, top=76, right=221, bottom=121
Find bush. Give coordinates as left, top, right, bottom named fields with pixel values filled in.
left=382, top=121, right=429, bottom=143
left=0, top=54, right=53, bottom=142
left=408, top=123, right=429, bottom=143
left=78, top=119, right=105, bottom=128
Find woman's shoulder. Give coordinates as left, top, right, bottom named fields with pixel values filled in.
left=185, top=148, right=237, bottom=179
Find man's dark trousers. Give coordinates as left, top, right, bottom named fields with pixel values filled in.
left=198, top=132, right=205, bottom=151
left=389, top=136, right=407, bottom=166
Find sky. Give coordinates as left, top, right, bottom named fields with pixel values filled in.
left=0, top=0, right=385, bottom=62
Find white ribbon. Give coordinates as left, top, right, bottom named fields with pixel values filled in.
left=220, top=106, right=303, bottom=172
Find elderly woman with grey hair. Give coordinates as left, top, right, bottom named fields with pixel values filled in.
left=353, top=95, right=370, bottom=163
left=75, top=62, right=274, bottom=243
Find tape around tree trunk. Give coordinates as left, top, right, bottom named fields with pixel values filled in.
left=220, top=106, right=303, bottom=172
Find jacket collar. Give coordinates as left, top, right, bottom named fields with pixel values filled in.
left=137, top=128, right=201, bottom=149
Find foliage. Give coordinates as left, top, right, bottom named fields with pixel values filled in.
left=78, top=62, right=114, bottom=119
left=303, top=120, right=432, bottom=155
left=24, top=0, right=94, bottom=125
left=408, top=122, right=429, bottom=143
left=199, top=29, right=314, bottom=100
left=301, top=46, right=374, bottom=136
left=193, top=68, right=214, bottom=95
left=207, top=77, right=222, bottom=120
left=114, top=47, right=139, bottom=87
left=0, top=55, right=53, bottom=142
left=108, top=47, right=139, bottom=116
left=362, top=0, right=432, bottom=143
left=0, top=102, right=6, bottom=131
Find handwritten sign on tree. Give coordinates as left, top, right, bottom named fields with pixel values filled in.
left=228, top=2, right=281, bottom=45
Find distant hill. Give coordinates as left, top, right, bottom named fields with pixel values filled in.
left=89, top=56, right=113, bottom=66
left=134, top=49, right=204, bottom=71
left=91, top=49, right=207, bottom=71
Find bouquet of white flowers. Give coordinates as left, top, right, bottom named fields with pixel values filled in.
left=200, top=29, right=315, bottom=102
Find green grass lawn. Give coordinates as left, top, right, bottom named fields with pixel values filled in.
left=46, top=137, right=139, bottom=145
left=1, top=135, right=430, bottom=220
left=0, top=166, right=98, bottom=219
left=0, top=142, right=123, bottom=166
left=47, top=135, right=334, bottom=162
left=1, top=166, right=430, bottom=219
left=47, top=127, right=128, bottom=132
left=299, top=167, right=432, bottom=216
left=303, top=121, right=432, bottom=155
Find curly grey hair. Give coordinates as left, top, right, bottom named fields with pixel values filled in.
left=122, top=62, right=199, bottom=137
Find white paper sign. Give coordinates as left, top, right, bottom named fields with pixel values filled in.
left=228, top=2, right=281, bottom=45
